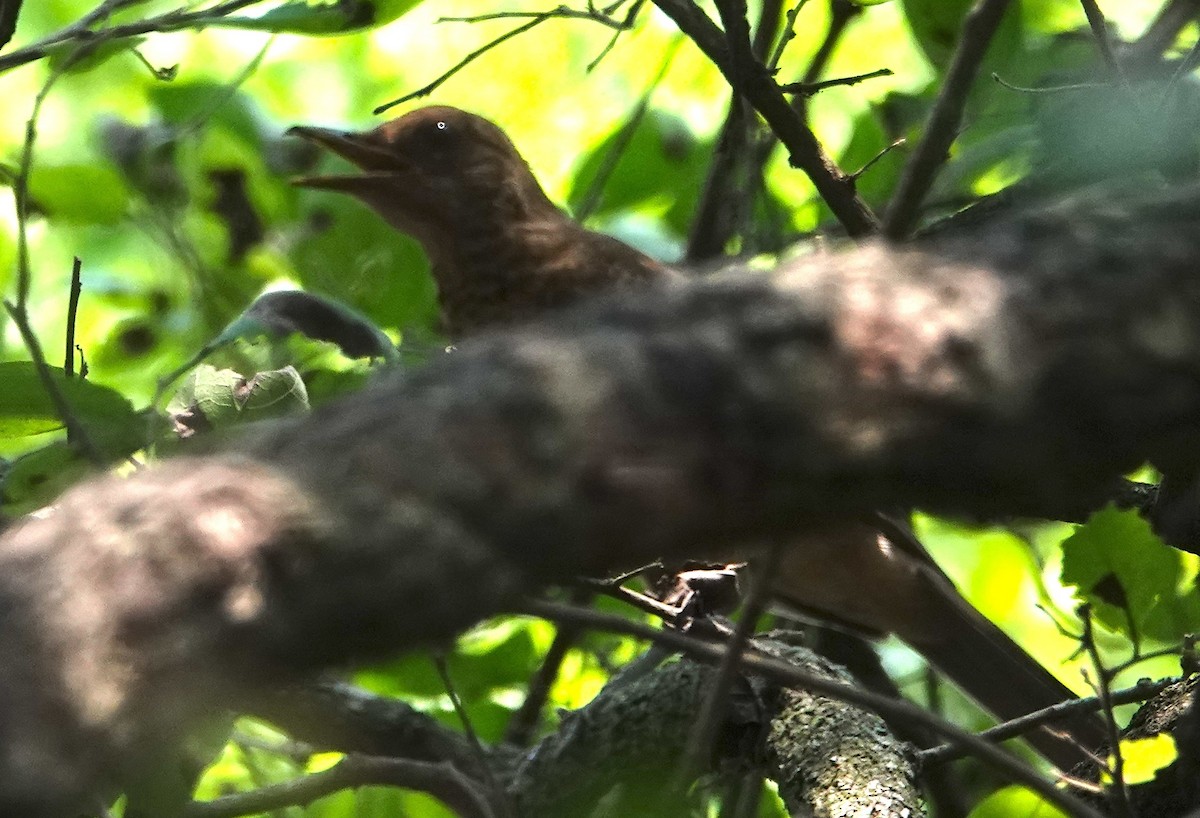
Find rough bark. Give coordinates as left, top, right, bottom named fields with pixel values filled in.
left=2, top=181, right=1200, bottom=814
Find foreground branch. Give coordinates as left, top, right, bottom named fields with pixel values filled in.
left=3, top=182, right=1200, bottom=814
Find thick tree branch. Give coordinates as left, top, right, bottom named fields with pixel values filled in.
left=2, top=182, right=1200, bottom=814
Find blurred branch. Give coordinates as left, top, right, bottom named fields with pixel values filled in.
left=1079, top=0, right=1125, bottom=80
left=651, top=0, right=878, bottom=235
left=0, top=0, right=267, bottom=74
left=1128, top=0, right=1200, bottom=65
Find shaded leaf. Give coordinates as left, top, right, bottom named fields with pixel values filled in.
left=1062, top=506, right=1200, bottom=642
left=209, top=0, right=423, bottom=35
left=0, top=361, right=144, bottom=455
left=169, top=365, right=309, bottom=429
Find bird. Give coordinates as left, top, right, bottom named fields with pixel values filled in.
left=288, top=106, right=675, bottom=338
left=289, top=105, right=1104, bottom=767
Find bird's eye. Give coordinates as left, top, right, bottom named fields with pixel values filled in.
left=436, top=121, right=447, bottom=131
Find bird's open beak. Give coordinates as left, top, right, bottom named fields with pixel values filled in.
left=287, top=125, right=401, bottom=190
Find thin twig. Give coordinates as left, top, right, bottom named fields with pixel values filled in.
left=521, top=599, right=1107, bottom=818
left=918, top=676, right=1174, bottom=766
left=0, top=0, right=266, bottom=73
left=586, top=0, right=645, bottom=71
left=64, top=256, right=82, bottom=377
left=1080, top=606, right=1134, bottom=818
left=1079, top=0, right=1124, bottom=80
left=780, top=67, right=893, bottom=96
left=10, top=32, right=104, bottom=464
left=504, top=591, right=593, bottom=745
left=432, top=655, right=513, bottom=817
left=883, top=0, right=1013, bottom=240
left=184, top=754, right=498, bottom=818
left=438, top=2, right=629, bottom=29
left=764, top=0, right=810, bottom=72
left=375, top=14, right=551, bottom=114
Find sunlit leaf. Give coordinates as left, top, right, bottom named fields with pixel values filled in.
left=1103, top=734, right=1177, bottom=786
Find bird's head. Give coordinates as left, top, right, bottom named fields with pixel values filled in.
left=288, top=106, right=557, bottom=248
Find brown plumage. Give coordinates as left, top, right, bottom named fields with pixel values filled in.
left=291, top=106, right=1103, bottom=767
left=289, top=106, right=674, bottom=337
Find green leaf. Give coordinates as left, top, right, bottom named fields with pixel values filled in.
left=0, top=361, right=145, bottom=455
left=27, top=163, right=130, bottom=224
left=169, top=365, right=309, bottom=428
left=209, top=0, right=423, bottom=35
left=1061, top=506, right=1200, bottom=642
left=567, top=109, right=710, bottom=240
left=0, top=442, right=89, bottom=516
left=966, top=785, right=1068, bottom=818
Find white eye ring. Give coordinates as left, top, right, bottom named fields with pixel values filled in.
left=436, top=121, right=447, bottom=130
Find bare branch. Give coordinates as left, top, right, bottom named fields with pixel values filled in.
left=883, top=0, right=1013, bottom=240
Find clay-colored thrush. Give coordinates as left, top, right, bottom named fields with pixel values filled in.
left=289, top=106, right=673, bottom=337
left=290, top=106, right=1103, bottom=767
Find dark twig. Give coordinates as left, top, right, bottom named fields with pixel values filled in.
left=673, top=542, right=783, bottom=791
left=439, top=2, right=632, bottom=29
left=0, top=0, right=266, bottom=74
left=184, top=754, right=498, bottom=818
left=764, top=0, right=811, bottom=72
left=780, top=67, right=893, bottom=96
left=9, top=37, right=103, bottom=464
left=1079, top=0, right=1125, bottom=80
left=64, top=256, right=82, bottom=377
left=1079, top=606, right=1133, bottom=818
left=522, top=599, right=1106, bottom=818
left=919, top=676, right=1174, bottom=766
left=685, top=0, right=782, bottom=261
left=883, top=0, right=1013, bottom=240
left=651, top=0, right=878, bottom=235
left=375, top=15, right=551, bottom=114
left=432, top=654, right=510, bottom=818
left=585, top=0, right=645, bottom=71
left=1128, top=0, right=1200, bottom=65
left=503, top=593, right=592, bottom=745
